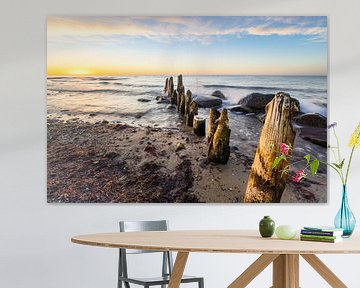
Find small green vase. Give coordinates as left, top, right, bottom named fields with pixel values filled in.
left=259, top=216, right=275, bottom=238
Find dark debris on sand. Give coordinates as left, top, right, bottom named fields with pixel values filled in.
left=47, top=118, right=198, bottom=203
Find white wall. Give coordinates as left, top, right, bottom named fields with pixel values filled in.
left=1, top=0, right=360, bottom=287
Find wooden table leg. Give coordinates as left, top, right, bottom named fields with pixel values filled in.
left=272, top=254, right=299, bottom=288
left=228, top=254, right=279, bottom=288
left=168, top=252, right=189, bottom=288
left=301, top=254, right=347, bottom=288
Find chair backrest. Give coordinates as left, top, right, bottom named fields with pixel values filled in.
left=119, top=220, right=168, bottom=254
left=118, top=220, right=173, bottom=282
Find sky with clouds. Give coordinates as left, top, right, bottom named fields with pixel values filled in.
left=47, top=16, right=327, bottom=75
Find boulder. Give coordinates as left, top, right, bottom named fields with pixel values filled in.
left=211, top=90, right=226, bottom=99
left=293, top=113, right=327, bottom=128
left=192, top=95, right=222, bottom=108
left=237, top=93, right=275, bottom=112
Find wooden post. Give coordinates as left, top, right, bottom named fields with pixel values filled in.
left=186, top=101, right=198, bottom=127
left=168, top=76, right=174, bottom=99
left=179, top=92, right=186, bottom=115
left=208, top=109, right=231, bottom=164
left=176, top=90, right=181, bottom=108
left=244, top=92, right=299, bottom=203
left=193, top=116, right=206, bottom=136
left=208, top=107, right=221, bottom=143
left=171, top=90, right=177, bottom=105
left=184, top=90, right=192, bottom=123
left=164, top=78, right=169, bottom=93
left=177, top=74, right=185, bottom=95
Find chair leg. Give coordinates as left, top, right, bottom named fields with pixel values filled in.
left=199, top=278, right=204, bottom=288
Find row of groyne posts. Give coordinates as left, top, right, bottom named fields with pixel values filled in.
left=164, top=75, right=299, bottom=203
left=164, top=74, right=231, bottom=165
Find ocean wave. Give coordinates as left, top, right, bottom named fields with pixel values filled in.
left=203, top=84, right=326, bottom=94
left=96, top=77, right=129, bottom=81
left=113, top=83, right=162, bottom=88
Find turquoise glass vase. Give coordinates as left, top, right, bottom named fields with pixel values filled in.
left=334, top=185, right=356, bottom=237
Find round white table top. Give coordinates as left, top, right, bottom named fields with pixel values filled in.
left=71, top=230, right=360, bottom=254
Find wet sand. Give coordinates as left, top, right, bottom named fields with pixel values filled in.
left=47, top=117, right=326, bottom=203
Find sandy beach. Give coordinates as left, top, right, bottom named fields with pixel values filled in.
left=47, top=116, right=327, bottom=203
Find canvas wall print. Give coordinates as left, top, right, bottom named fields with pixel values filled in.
left=47, top=16, right=328, bottom=203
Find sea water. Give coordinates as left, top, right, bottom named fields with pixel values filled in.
left=47, top=75, right=327, bottom=160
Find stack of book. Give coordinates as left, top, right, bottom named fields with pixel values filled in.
left=300, top=226, right=344, bottom=243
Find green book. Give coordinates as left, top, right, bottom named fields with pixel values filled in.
left=300, top=236, right=342, bottom=243
left=300, top=234, right=339, bottom=240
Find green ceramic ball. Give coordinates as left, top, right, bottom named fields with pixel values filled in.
left=275, top=225, right=297, bottom=240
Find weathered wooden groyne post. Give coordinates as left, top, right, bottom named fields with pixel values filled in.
left=193, top=116, right=206, bottom=136
left=184, top=90, right=193, bottom=126
left=208, top=109, right=231, bottom=164
left=243, top=92, right=299, bottom=203
left=177, top=74, right=185, bottom=94
left=164, top=78, right=169, bottom=93
left=167, top=76, right=174, bottom=100
left=170, top=90, right=177, bottom=105
left=187, top=101, right=198, bottom=127
left=179, top=92, right=186, bottom=115
left=207, top=107, right=221, bottom=143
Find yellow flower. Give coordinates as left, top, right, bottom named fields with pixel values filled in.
left=349, top=122, right=360, bottom=147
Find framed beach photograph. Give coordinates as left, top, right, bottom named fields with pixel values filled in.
left=47, top=16, right=328, bottom=203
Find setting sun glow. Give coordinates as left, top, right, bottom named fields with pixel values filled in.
left=47, top=16, right=327, bottom=76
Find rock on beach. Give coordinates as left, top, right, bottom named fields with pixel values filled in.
left=192, top=95, right=222, bottom=108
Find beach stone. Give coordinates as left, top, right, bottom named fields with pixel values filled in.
left=293, top=113, right=327, bottom=128
left=137, top=98, right=151, bottom=102
left=192, top=95, right=222, bottom=108
left=211, top=90, right=226, bottom=99
left=237, top=93, right=275, bottom=112
left=166, top=104, right=176, bottom=109
left=297, top=126, right=327, bottom=147
left=175, top=142, right=185, bottom=152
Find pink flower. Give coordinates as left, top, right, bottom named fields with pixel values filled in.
left=279, top=143, right=289, bottom=155
left=293, top=169, right=306, bottom=183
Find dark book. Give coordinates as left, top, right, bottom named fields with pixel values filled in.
left=301, top=229, right=343, bottom=237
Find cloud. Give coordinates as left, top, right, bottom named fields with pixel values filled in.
left=47, top=16, right=327, bottom=45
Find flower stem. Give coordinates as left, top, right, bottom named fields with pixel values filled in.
left=320, top=160, right=344, bottom=184
left=344, top=129, right=360, bottom=185
left=345, top=145, right=356, bottom=185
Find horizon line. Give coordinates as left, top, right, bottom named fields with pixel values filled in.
left=47, top=73, right=327, bottom=77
